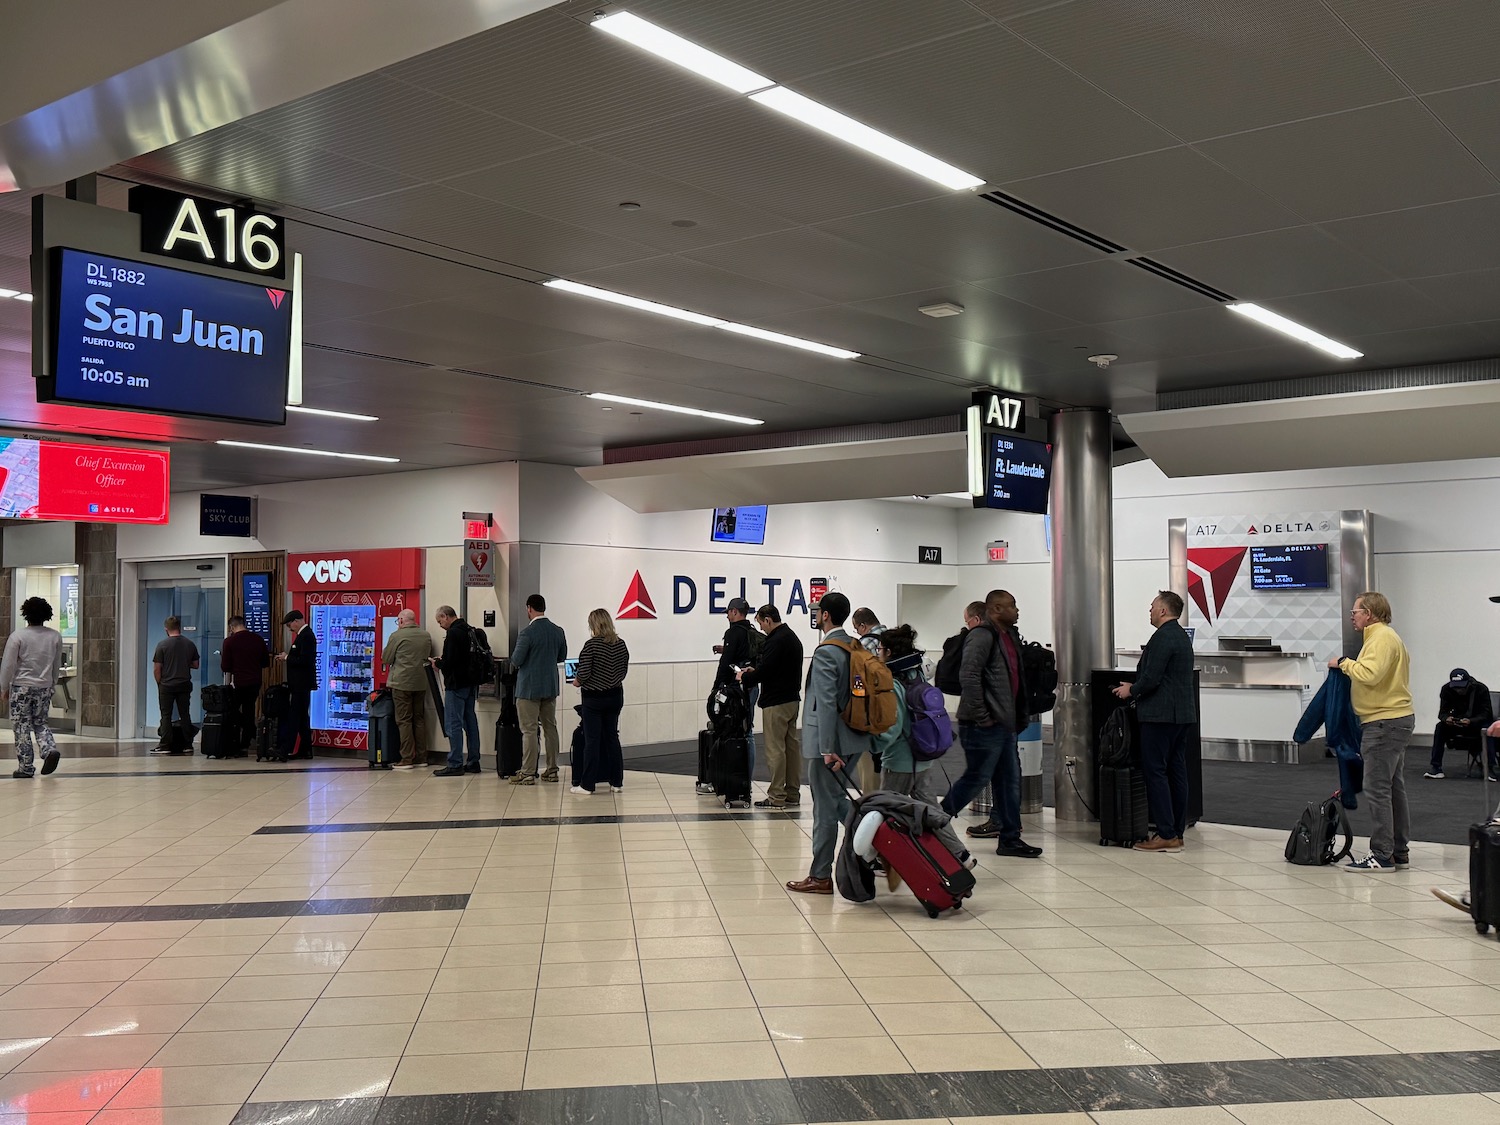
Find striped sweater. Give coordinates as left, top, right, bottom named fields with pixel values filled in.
left=576, top=636, right=630, bottom=693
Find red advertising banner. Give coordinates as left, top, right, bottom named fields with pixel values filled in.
left=0, top=436, right=169, bottom=524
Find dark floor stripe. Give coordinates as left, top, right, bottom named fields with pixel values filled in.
left=254, top=808, right=808, bottom=835
left=3, top=764, right=372, bottom=780
left=0, top=892, right=468, bottom=927
left=227, top=1050, right=1500, bottom=1125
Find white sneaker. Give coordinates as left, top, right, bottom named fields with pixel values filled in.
left=392, top=764, right=416, bottom=771
left=569, top=785, right=592, bottom=795
left=1423, top=770, right=1444, bottom=779
left=610, top=785, right=624, bottom=792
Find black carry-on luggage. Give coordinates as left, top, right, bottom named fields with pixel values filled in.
left=707, top=681, right=753, bottom=809
left=494, top=660, right=523, bottom=778
left=1469, top=771, right=1500, bottom=939
left=696, top=728, right=716, bottom=794
left=200, top=684, right=231, bottom=758
left=258, top=685, right=293, bottom=762
left=1099, top=764, right=1150, bottom=847
left=255, top=716, right=277, bottom=762
left=367, top=688, right=399, bottom=770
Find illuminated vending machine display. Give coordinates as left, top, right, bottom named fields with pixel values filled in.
left=286, top=548, right=425, bottom=751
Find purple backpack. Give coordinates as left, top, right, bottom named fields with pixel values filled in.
left=905, top=680, right=954, bottom=761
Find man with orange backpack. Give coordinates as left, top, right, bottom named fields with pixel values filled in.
left=786, top=592, right=897, bottom=895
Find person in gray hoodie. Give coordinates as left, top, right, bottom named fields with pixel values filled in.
left=1, top=597, right=63, bottom=778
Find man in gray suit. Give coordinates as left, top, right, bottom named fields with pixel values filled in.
left=1113, top=590, right=1196, bottom=852
left=786, top=592, right=875, bottom=895
left=510, top=594, right=568, bottom=785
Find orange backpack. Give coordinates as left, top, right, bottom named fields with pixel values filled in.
left=818, top=638, right=898, bottom=735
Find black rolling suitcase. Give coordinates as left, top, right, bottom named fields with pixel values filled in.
left=494, top=660, right=523, bottom=778
left=200, top=684, right=230, bottom=758
left=255, top=716, right=277, bottom=762
left=707, top=681, right=753, bottom=808
left=259, top=685, right=293, bottom=762
left=367, top=688, right=398, bottom=770
left=1099, top=764, right=1150, bottom=847
left=696, top=728, right=716, bottom=794
left=1469, top=773, right=1500, bottom=939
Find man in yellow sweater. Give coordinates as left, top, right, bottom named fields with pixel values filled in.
left=1329, top=591, right=1414, bottom=871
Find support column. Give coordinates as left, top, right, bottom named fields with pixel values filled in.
left=1050, top=410, right=1114, bottom=822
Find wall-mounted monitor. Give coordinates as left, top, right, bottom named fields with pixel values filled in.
left=0, top=436, right=169, bottom=524
left=1250, top=544, right=1329, bottom=590
left=43, top=247, right=292, bottom=424
left=977, top=434, right=1051, bottom=515
left=711, top=505, right=767, bottom=545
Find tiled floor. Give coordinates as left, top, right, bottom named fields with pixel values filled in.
left=0, top=751, right=1497, bottom=1124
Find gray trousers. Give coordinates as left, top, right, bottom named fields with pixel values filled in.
left=881, top=768, right=969, bottom=861
left=808, top=753, right=863, bottom=880
left=518, top=696, right=559, bottom=776
left=1360, top=715, right=1415, bottom=860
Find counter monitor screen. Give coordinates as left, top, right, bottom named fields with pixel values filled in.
left=711, top=505, right=767, bottom=545
left=978, top=434, right=1051, bottom=515
left=1250, top=543, right=1329, bottom=590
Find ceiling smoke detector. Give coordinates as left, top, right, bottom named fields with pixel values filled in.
left=1087, top=353, right=1119, bottom=368
left=918, top=301, right=964, bottom=318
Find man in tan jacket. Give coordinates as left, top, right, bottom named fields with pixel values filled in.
left=383, top=608, right=434, bottom=770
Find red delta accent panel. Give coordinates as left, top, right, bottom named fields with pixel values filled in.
left=1185, top=546, right=1248, bottom=624
left=287, top=548, right=425, bottom=751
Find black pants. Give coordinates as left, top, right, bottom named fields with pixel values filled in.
left=287, top=688, right=314, bottom=759
left=226, top=684, right=260, bottom=752
left=157, top=683, right=193, bottom=750
left=577, top=688, right=624, bottom=792
left=1139, top=720, right=1190, bottom=840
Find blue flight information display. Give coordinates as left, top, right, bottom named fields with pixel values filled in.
left=46, top=248, right=292, bottom=424
left=980, top=434, right=1051, bottom=514
left=1250, top=544, right=1329, bottom=590
left=712, top=505, right=768, bottom=545
left=242, top=572, right=274, bottom=646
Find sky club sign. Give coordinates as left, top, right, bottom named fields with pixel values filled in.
left=618, top=570, right=822, bottom=621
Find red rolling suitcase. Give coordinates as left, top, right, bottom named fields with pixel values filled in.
left=834, top=766, right=974, bottom=918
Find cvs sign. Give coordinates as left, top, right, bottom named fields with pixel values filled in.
left=287, top=547, right=424, bottom=592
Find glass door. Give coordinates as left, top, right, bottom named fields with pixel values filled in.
left=138, top=582, right=227, bottom=737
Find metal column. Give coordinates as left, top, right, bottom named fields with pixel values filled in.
left=1050, top=410, right=1114, bottom=822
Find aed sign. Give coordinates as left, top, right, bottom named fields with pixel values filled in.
left=128, top=185, right=286, bottom=279
left=970, top=390, right=1027, bottom=433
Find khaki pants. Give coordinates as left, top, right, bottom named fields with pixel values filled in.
left=856, top=753, right=879, bottom=795
left=518, top=696, right=559, bottom=776
left=392, top=688, right=427, bottom=766
left=761, top=701, right=802, bottom=804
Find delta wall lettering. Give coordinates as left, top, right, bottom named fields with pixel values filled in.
left=671, top=575, right=811, bottom=616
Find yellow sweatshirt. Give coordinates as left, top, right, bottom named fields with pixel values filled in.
left=1339, top=621, right=1413, bottom=722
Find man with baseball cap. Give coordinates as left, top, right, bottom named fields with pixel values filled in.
left=714, top=596, right=760, bottom=772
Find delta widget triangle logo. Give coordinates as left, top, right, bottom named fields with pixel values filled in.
left=617, top=571, right=656, bottom=620
left=265, top=288, right=286, bottom=309
left=1185, top=546, right=1248, bottom=625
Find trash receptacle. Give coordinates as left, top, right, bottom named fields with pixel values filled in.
left=1019, top=720, right=1044, bottom=813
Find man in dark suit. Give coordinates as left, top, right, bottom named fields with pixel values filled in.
left=276, top=609, right=318, bottom=759
left=1114, top=590, right=1196, bottom=852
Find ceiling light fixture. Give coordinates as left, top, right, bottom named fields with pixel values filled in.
left=919, top=302, right=965, bottom=318
left=543, top=278, right=721, bottom=326
left=1226, top=302, right=1363, bottom=360
left=215, top=440, right=399, bottom=463
left=593, top=11, right=773, bottom=93
left=749, top=87, right=985, bottom=191
left=546, top=278, right=859, bottom=358
left=285, top=405, right=379, bottom=422
left=587, top=392, right=763, bottom=426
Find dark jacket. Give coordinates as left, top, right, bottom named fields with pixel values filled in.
left=221, top=629, right=270, bottom=688
left=957, top=623, right=1024, bottom=731
left=716, top=618, right=755, bottom=686
left=1295, top=668, right=1363, bottom=808
left=286, top=624, right=318, bottom=692
left=740, top=622, right=803, bottom=709
left=1128, top=619, right=1196, bottom=724
left=511, top=616, right=568, bottom=700
left=436, top=617, right=482, bottom=690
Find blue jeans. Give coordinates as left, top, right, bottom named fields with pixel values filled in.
left=1139, top=721, right=1189, bottom=841
left=808, top=753, right=863, bottom=880
left=444, top=686, right=481, bottom=769
left=986, top=726, right=1022, bottom=843
left=745, top=683, right=759, bottom=781
left=942, top=722, right=1006, bottom=821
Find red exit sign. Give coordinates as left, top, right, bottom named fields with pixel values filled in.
left=987, top=542, right=1008, bottom=563
left=463, top=510, right=494, bottom=540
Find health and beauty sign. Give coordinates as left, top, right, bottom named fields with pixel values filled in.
left=0, top=436, right=169, bottom=524
left=43, top=247, right=292, bottom=424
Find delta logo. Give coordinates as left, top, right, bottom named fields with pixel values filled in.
left=1186, top=546, right=1247, bottom=626
left=617, top=571, right=657, bottom=620
left=265, top=288, right=286, bottom=309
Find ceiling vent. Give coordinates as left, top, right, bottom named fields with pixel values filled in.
left=979, top=189, right=1128, bottom=255
left=1127, top=257, right=1235, bottom=303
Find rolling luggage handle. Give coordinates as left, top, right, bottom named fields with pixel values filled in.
left=824, top=760, right=964, bottom=896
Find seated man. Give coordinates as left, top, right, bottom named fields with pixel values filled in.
left=1426, top=668, right=1493, bottom=779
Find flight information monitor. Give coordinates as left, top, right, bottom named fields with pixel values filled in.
left=711, top=505, right=768, bottom=545
left=1250, top=544, right=1329, bottom=590
left=978, top=434, right=1051, bottom=514
left=44, top=247, right=292, bottom=424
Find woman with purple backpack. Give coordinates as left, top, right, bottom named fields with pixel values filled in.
left=875, top=625, right=975, bottom=869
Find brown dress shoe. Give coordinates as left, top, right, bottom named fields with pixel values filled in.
left=785, top=876, right=834, bottom=895
left=1135, top=836, right=1182, bottom=852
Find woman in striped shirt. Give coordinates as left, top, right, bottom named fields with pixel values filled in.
left=570, top=608, right=630, bottom=795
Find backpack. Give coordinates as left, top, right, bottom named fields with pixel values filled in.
left=1284, top=795, right=1354, bottom=866
left=1098, top=705, right=1133, bottom=768
left=467, top=625, right=495, bottom=684
left=1018, top=635, right=1057, bottom=715
left=747, top=627, right=765, bottom=664
left=904, top=680, right=954, bottom=761
left=707, top=679, right=752, bottom=737
left=819, top=638, right=898, bottom=735
left=934, top=629, right=967, bottom=695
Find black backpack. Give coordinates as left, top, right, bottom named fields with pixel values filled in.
left=1284, top=795, right=1353, bottom=866
left=1099, top=706, right=1134, bottom=768
left=1019, top=635, right=1057, bottom=715
left=468, top=626, right=495, bottom=685
left=747, top=627, right=765, bottom=664
left=934, top=629, right=967, bottom=695
left=707, top=679, right=752, bottom=737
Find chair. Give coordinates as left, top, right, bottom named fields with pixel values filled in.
left=1432, top=678, right=1494, bottom=778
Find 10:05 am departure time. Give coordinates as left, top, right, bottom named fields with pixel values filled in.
left=76, top=364, right=149, bottom=389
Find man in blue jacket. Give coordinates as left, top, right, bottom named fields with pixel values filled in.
left=509, top=594, right=568, bottom=785
left=1113, top=591, right=1196, bottom=852
left=786, top=593, right=874, bottom=895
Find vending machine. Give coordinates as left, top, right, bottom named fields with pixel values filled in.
left=286, top=548, right=425, bottom=751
